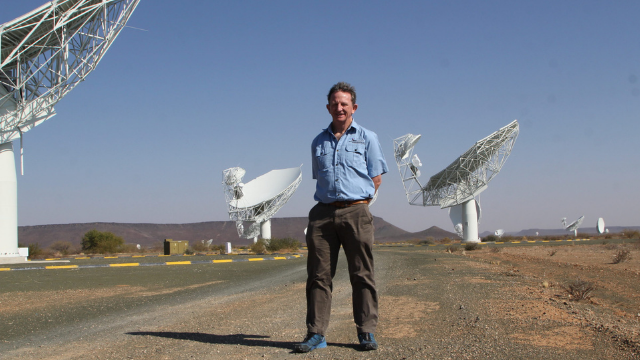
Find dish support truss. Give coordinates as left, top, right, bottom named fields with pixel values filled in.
left=222, top=167, right=302, bottom=241
left=394, top=120, right=519, bottom=243
left=0, top=0, right=139, bottom=260
left=0, top=0, right=140, bottom=145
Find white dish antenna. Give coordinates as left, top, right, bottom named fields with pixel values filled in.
left=495, top=229, right=504, bottom=238
left=562, top=216, right=584, bottom=237
left=596, top=218, right=605, bottom=234
left=394, top=120, right=519, bottom=243
left=0, top=0, right=139, bottom=261
left=223, top=166, right=302, bottom=241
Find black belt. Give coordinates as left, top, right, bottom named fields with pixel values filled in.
left=326, top=199, right=370, bottom=208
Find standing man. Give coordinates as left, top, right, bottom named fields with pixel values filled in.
left=294, top=82, right=388, bottom=353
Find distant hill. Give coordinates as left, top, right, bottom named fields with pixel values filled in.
left=17, top=217, right=458, bottom=248
left=480, top=226, right=640, bottom=238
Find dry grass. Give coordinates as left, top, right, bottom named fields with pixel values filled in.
left=612, top=249, right=631, bottom=264
left=563, top=279, right=595, bottom=301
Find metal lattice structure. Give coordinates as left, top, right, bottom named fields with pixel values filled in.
left=222, top=166, right=302, bottom=239
left=0, top=0, right=139, bottom=261
left=394, top=120, right=520, bottom=243
left=0, top=0, right=141, bottom=145
left=394, top=120, right=519, bottom=209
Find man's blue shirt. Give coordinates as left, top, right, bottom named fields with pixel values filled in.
left=311, top=120, right=388, bottom=203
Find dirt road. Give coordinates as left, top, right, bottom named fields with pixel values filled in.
left=1, top=245, right=638, bottom=359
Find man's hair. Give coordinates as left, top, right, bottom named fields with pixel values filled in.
left=327, top=82, right=356, bottom=105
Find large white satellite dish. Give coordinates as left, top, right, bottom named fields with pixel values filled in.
left=562, top=216, right=584, bottom=237
left=0, top=0, right=139, bottom=262
left=596, top=217, right=605, bottom=234
left=223, top=166, right=302, bottom=242
left=495, top=229, right=504, bottom=238
left=394, top=120, right=519, bottom=243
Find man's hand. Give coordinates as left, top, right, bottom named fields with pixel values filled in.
left=372, top=175, right=382, bottom=192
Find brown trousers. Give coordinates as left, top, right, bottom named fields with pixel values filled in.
left=305, top=202, right=378, bottom=335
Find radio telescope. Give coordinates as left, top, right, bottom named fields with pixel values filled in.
left=223, top=166, right=302, bottom=243
left=562, top=216, right=584, bottom=237
left=394, top=120, right=519, bottom=243
left=596, top=217, right=605, bottom=234
left=495, top=229, right=504, bottom=238
left=0, top=0, right=140, bottom=262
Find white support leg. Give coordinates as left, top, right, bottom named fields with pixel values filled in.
left=261, top=219, right=271, bottom=240
left=462, top=199, right=480, bottom=243
left=0, top=142, right=22, bottom=262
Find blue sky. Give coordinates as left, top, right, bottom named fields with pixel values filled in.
left=4, top=0, right=639, bottom=234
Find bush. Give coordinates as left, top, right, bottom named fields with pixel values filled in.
left=251, top=239, right=267, bottom=254
left=267, top=238, right=300, bottom=252
left=612, top=249, right=631, bottom=264
left=81, top=230, right=124, bottom=254
left=210, top=244, right=226, bottom=253
left=419, top=236, right=435, bottom=245
left=623, top=229, right=640, bottom=239
left=50, top=241, right=76, bottom=255
left=482, top=234, right=499, bottom=242
left=563, top=279, right=595, bottom=301
left=191, top=241, right=210, bottom=252
left=489, top=246, right=501, bottom=253
left=464, top=242, right=479, bottom=251
left=27, top=243, right=44, bottom=259
left=446, top=244, right=459, bottom=253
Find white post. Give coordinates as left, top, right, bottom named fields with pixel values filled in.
left=261, top=219, right=271, bottom=240
left=225, top=242, right=232, bottom=254
left=462, top=199, right=480, bottom=243
left=0, top=142, right=20, bottom=259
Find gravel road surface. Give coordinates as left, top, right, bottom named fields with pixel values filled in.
left=1, top=246, right=637, bottom=359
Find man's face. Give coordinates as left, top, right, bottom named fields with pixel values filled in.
left=326, top=91, right=358, bottom=126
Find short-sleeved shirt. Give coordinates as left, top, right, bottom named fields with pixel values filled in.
left=311, top=119, right=388, bottom=204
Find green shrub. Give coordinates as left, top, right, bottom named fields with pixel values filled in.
left=419, top=236, right=435, bottom=245
left=28, top=243, right=43, bottom=259
left=266, top=237, right=300, bottom=252
left=482, top=234, right=499, bottom=242
left=623, top=229, right=640, bottom=239
left=81, top=230, right=124, bottom=254
left=251, top=239, right=267, bottom=254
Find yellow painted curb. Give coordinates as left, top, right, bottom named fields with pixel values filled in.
left=46, top=265, right=78, bottom=269
left=213, top=259, right=233, bottom=263
left=166, top=261, right=191, bottom=265
left=273, top=257, right=286, bottom=260
left=249, top=258, right=264, bottom=261
left=109, top=263, right=140, bottom=267
left=0, top=268, right=11, bottom=271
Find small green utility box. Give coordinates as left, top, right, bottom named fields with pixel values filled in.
left=164, top=239, right=189, bottom=255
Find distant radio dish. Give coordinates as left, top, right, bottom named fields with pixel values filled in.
left=223, top=166, right=302, bottom=242
left=0, top=0, right=139, bottom=262
left=495, top=229, right=504, bottom=238
left=596, top=218, right=605, bottom=234
left=394, top=120, right=520, bottom=243
left=562, top=216, right=584, bottom=237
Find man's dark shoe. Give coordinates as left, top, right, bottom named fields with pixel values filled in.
left=358, top=332, right=378, bottom=351
left=293, top=333, right=326, bottom=353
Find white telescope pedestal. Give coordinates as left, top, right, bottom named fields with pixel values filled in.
left=462, top=199, right=480, bottom=243
left=261, top=219, right=271, bottom=240
left=0, top=142, right=24, bottom=263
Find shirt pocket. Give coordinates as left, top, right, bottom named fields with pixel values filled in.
left=345, top=142, right=366, bottom=168
left=315, top=145, right=333, bottom=171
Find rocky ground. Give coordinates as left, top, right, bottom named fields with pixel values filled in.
left=1, top=241, right=639, bottom=359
